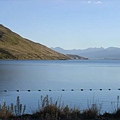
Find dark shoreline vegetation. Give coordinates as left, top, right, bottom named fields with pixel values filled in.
left=1, top=96, right=120, bottom=120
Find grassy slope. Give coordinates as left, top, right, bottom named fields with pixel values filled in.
left=0, top=24, right=69, bottom=60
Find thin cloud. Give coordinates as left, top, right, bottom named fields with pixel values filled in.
left=82, top=0, right=102, bottom=4
left=87, top=1, right=91, bottom=4
left=47, top=0, right=102, bottom=4
left=95, top=1, right=102, bottom=4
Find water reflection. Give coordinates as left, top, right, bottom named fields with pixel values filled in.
left=0, top=60, right=120, bottom=113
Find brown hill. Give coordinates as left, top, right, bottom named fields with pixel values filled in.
left=0, top=24, right=69, bottom=60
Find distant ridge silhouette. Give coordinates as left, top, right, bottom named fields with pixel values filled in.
left=51, top=47, right=120, bottom=59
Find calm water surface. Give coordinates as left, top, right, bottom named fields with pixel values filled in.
left=0, top=60, right=120, bottom=113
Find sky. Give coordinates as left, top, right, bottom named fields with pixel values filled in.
left=0, top=0, right=120, bottom=49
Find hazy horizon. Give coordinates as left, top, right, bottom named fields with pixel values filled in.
left=51, top=46, right=120, bottom=50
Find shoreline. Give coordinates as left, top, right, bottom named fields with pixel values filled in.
left=0, top=96, right=120, bottom=120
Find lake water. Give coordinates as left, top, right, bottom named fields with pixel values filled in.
left=0, top=60, right=120, bottom=113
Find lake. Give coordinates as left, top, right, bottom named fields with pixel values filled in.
left=0, top=60, right=120, bottom=113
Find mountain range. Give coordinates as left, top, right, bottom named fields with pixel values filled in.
left=1, top=24, right=119, bottom=60
left=51, top=47, right=120, bottom=59
left=0, top=24, right=69, bottom=60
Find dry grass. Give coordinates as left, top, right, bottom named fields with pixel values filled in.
left=1, top=95, right=120, bottom=120
left=0, top=96, right=26, bottom=119
left=0, top=24, right=69, bottom=60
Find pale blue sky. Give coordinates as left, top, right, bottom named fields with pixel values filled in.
left=0, top=0, right=120, bottom=49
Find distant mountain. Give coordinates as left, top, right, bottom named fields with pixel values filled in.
left=51, top=47, right=120, bottom=59
left=0, top=24, right=69, bottom=60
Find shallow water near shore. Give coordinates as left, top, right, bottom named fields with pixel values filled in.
left=0, top=60, right=120, bottom=113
